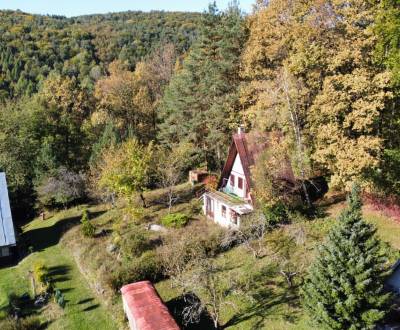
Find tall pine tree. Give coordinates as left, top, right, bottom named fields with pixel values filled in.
left=158, top=1, right=247, bottom=169
left=302, top=185, right=391, bottom=329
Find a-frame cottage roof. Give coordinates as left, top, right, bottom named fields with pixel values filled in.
left=218, top=130, right=295, bottom=192
left=0, top=173, right=16, bottom=247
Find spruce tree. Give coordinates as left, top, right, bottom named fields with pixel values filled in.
left=302, top=185, right=391, bottom=329
left=158, top=2, right=247, bottom=169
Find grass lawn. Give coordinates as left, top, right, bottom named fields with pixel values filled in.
left=0, top=207, right=118, bottom=330
left=2, top=185, right=400, bottom=330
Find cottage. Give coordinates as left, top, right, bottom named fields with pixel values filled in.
left=0, top=173, right=16, bottom=258
left=202, top=127, right=294, bottom=228
left=121, top=281, right=179, bottom=330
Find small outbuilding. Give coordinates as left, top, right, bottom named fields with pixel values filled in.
left=121, top=281, right=179, bottom=330
left=0, top=172, right=16, bottom=258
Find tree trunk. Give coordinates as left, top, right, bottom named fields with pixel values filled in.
left=140, top=193, right=147, bottom=208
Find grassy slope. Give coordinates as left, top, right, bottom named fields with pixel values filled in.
left=1, top=186, right=399, bottom=330
left=0, top=207, right=118, bottom=330
left=155, top=203, right=400, bottom=329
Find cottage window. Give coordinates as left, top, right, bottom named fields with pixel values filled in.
left=238, top=177, right=243, bottom=190
left=230, top=175, right=235, bottom=186
left=221, top=205, right=226, bottom=218
left=231, top=212, right=238, bottom=225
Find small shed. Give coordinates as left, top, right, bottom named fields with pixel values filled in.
left=387, top=260, right=400, bottom=295
left=0, top=173, right=16, bottom=258
left=189, top=169, right=209, bottom=186
left=121, top=281, right=179, bottom=330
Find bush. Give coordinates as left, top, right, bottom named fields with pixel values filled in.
left=37, top=167, right=86, bottom=208
left=33, top=261, right=49, bottom=293
left=262, top=202, right=288, bottom=228
left=54, top=289, right=66, bottom=308
left=161, top=212, right=189, bottom=228
left=81, top=209, right=95, bottom=237
left=119, top=230, right=151, bottom=260
left=108, top=251, right=163, bottom=291
left=0, top=315, right=42, bottom=330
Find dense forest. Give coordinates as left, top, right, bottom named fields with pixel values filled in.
left=1, top=0, right=400, bottom=223
left=0, top=9, right=201, bottom=219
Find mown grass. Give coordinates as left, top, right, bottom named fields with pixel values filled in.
left=0, top=205, right=118, bottom=329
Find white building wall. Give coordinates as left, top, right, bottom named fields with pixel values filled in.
left=227, top=155, right=247, bottom=198
left=203, top=195, right=239, bottom=228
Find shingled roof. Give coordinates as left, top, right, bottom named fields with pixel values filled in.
left=218, top=130, right=295, bottom=194
left=121, top=281, right=179, bottom=330
left=0, top=173, right=16, bottom=247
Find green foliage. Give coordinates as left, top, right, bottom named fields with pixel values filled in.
left=96, top=139, right=154, bottom=205
left=262, top=202, right=288, bottom=228
left=0, top=315, right=42, bottom=330
left=302, top=185, right=391, bottom=329
left=0, top=10, right=199, bottom=99
left=371, top=148, right=400, bottom=196
left=32, top=261, right=49, bottom=293
left=53, top=288, right=66, bottom=308
left=161, top=212, right=189, bottom=228
left=158, top=3, right=248, bottom=169
left=81, top=209, right=95, bottom=237
left=108, top=251, right=163, bottom=291
left=119, top=230, right=151, bottom=260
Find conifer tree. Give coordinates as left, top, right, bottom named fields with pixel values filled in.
left=302, top=185, right=391, bottom=330
left=158, top=2, right=247, bottom=169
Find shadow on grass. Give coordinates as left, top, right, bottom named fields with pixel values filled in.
left=82, top=304, right=100, bottom=312
left=21, top=210, right=106, bottom=252
left=77, top=298, right=94, bottom=305
left=48, top=265, right=72, bottom=283
left=166, top=293, right=216, bottom=330
left=222, top=262, right=301, bottom=329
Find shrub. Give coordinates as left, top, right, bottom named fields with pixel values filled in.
left=189, top=199, right=202, bottom=216
left=54, top=288, right=65, bottom=308
left=0, top=315, right=42, bottom=330
left=108, top=251, right=163, bottom=291
left=33, top=261, right=49, bottom=293
left=37, top=167, right=86, bottom=208
left=81, top=209, right=95, bottom=237
left=119, top=230, right=151, bottom=260
left=161, top=212, right=189, bottom=228
left=262, top=202, right=288, bottom=228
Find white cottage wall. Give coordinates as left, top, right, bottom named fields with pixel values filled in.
left=227, top=155, right=247, bottom=198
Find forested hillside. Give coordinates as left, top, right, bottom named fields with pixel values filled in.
left=1, top=0, right=400, bottom=222
left=0, top=9, right=200, bottom=219
left=0, top=10, right=199, bottom=99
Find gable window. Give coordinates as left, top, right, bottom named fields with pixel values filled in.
left=221, top=205, right=226, bottom=218
left=230, top=175, right=235, bottom=186
left=238, top=177, right=243, bottom=190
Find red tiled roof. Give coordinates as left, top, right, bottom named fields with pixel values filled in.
left=121, top=281, right=179, bottom=330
